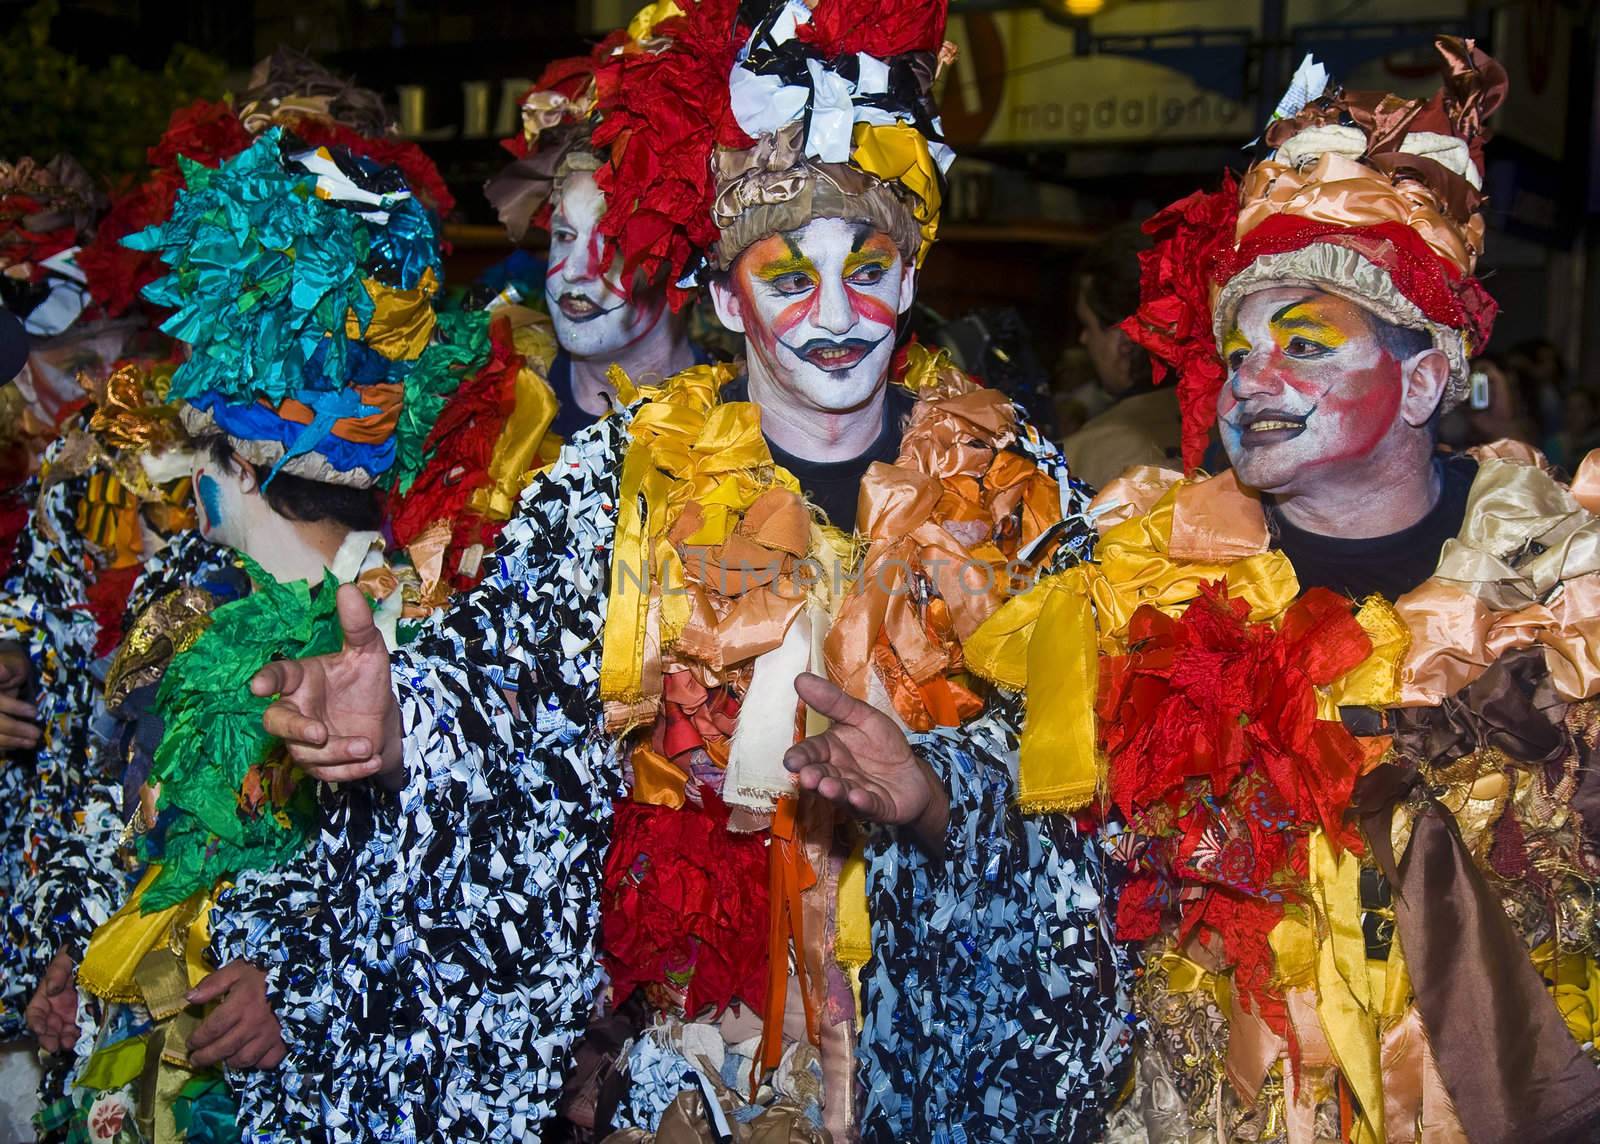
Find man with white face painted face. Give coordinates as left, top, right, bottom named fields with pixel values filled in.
left=1035, top=42, right=1600, bottom=1143
left=257, top=3, right=1134, bottom=1140
left=488, top=65, right=702, bottom=441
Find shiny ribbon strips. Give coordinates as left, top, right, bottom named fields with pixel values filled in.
left=1398, top=455, right=1600, bottom=706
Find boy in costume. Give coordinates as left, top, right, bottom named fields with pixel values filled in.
left=34, top=129, right=515, bottom=1142
left=255, top=2, right=1134, bottom=1141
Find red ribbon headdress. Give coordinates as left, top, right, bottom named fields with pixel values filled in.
left=488, top=1, right=956, bottom=313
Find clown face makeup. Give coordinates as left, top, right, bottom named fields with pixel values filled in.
left=713, top=217, right=915, bottom=415
left=1218, top=286, right=1441, bottom=499
left=545, top=169, right=668, bottom=361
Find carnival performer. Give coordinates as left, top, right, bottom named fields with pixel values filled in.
left=3, top=53, right=529, bottom=1136
left=970, top=38, right=1600, bottom=1144
left=28, top=127, right=526, bottom=1141
left=0, top=152, right=189, bottom=1131
left=486, top=23, right=706, bottom=444
left=252, top=2, right=1133, bottom=1141
left=0, top=155, right=143, bottom=489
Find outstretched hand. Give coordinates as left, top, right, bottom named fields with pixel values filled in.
left=783, top=672, right=950, bottom=852
left=250, top=583, right=403, bottom=789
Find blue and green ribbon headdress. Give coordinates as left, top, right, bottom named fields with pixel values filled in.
left=126, top=129, right=484, bottom=489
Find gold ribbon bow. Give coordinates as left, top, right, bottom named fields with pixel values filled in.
left=600, top=363, right=797, bottom=708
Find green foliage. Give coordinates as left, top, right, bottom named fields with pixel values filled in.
left=0, top=1, right=227, bottom=185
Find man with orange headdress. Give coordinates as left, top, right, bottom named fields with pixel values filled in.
left=252, top=2, right=1134, bottom=1141
left=970, top=40, right=1600, bottom=1143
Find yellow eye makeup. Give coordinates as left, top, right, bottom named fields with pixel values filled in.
left=843, top=237, right=897, bottom=278
left=752, top=254, right=818, bottom=284
left=1222, top=329, right=1251, bottom=359
left=1268, top=301, right=1353, bottom=351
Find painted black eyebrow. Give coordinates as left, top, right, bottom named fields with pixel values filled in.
left=849, top=221, right=872, bottom=252
left=782, top=234, right=805, bottom=261
left=1270, top=296, right=1323, bottom=327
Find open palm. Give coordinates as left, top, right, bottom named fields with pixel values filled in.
left=783, top=672, right=949, bottom=848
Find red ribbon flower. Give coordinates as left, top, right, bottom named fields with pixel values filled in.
left=601, top=787, right=770, bottom=1020
left=1101, top=583, right=1372, bottom=1011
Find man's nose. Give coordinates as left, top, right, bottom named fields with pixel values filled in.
left=1229, top=351, right=1283, bottom=401
left=565, top=235, right=599, bottom=282
left=815, top=274, right=856, bottom=335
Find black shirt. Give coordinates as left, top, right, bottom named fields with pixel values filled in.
left=545, top=350, right=595, bottom=441
left=1271, top=454, right=1477, bottom=602
left=719, top=378, right=917, bottom=533
left=547, top=344, right=712, bottom=441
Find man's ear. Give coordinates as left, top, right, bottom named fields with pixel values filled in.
left=709, top=274, right=746, bottom=335
left=1400, top=348, right=1452, bottom=428
left=896, top=260, right=919, bottom=316
left=230, top=451, right=260, bottom=495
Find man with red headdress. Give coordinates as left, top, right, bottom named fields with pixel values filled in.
left=972, top=40, right=1600, bottom=1143
left=485, top=26, right=705, bottom=444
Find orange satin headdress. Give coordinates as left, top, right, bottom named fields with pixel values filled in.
left=1124, top=37, right=1505, bottom=469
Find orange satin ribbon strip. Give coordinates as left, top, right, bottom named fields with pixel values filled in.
left=630, top=744, right=689, bottom=809
left=757, top=796, right=818, bottom=1094
left=270, top=382, right=404, bottom=444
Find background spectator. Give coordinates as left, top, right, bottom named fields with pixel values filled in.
left=1060, top=226, right=1182, bottom=488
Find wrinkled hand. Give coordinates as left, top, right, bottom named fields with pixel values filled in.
left=250, top=584, right=402, bottom=789
left=25, top=949, right=78, bottom=1053
left=783, top=672, right=950, bottom=852
left=186, top=961, right=287, bottom=1070
left=0, top=644, right=38, bottom=750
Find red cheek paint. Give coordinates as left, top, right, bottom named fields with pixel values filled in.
left=1316, top=360, right=1404, bottom=463
left=846, top=286, right=896, bottom=329
left=774, top=296, right=813, bottom=339
left=735, top=275, right=783, bottom=358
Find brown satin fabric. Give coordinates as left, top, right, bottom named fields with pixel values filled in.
left=1357, top=665, right=1600, bottom=1144
left=484, top=123, right=594, bottom=243
left=825, top=382, right=1064, bottom=714
left=1168, top=468, right=1271, bottom=562
left=674, top=488, right=813, bottom=673
left=1397, top=457, right=1600, bottom=705
left=1360, top=790, right=1600, bottom=1144
left=1435, top=459, right=1600, bottom=611
left=1236, top=153, right=1482, bottom=273
left=1255, top=36, right=1503, bottom=233
left=1436, top=37, right=1510, bottom=172
left=1467, top=437, right=1554, bottom=472
left=1086, top=465, right=1184, bottom=533
left=1571, top=450, right=1600, bottom=515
